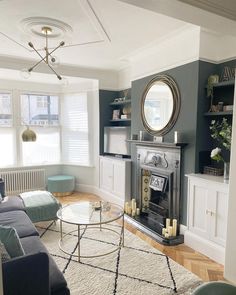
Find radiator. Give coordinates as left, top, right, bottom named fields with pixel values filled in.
left=0, top=169, right=46, bottom=195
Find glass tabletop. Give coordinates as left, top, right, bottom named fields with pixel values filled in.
left=57, top=201, right=124, bottom=225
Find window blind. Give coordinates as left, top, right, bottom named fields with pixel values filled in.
left=61, top=93, right=90, bottom=166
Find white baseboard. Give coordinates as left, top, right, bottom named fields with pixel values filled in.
left=184, top=230, right=225, bottom=265
left=180, top=224, right=187, bottom=235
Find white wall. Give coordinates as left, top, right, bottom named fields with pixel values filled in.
left=0, top=75, right=100, bottom=191
left=224, top=79, right=236, bottom=283
left=61, top=78, right=100, bottom=192
left=118, top=26, right=201, bottom=89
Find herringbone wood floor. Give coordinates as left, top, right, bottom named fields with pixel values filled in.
left=57, top=192, right=224, bottom=282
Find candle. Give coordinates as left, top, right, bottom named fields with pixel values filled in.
left=172, top=219, right=177, bottom=237
left=166, top=218, right=170, bottom=228
left=131, top=199, right=136, bottom=212
left=168, top=226, right=173, bottom=237
left=136, top=208, right=140, bottom=215
left=132, top=209, right=136, bottom=217
left=165, top=233, right=169, bottom=238
left=125, top=202, right=129, bottom=214
left=127, top=206, right=132, bottom=215
left=162, top=228, right=167, bottom=236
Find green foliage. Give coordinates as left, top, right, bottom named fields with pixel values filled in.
left=209, top=118, right=232, bottom=150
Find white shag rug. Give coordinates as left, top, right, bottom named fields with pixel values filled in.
left=36, top=221, right=201, bottom=295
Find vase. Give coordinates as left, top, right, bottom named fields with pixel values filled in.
left=224, top=162, right=230, bottom=181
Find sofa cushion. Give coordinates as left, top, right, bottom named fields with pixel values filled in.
left=0, top=196, right=25, bottom=213
left=0, top=225, right=25, bottom=258
left=20, top=236, right=68, bottom=294
left=0, top=210, right=38, bottom=238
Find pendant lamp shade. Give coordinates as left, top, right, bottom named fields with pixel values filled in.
left=22, top=127, right=37, bottom=142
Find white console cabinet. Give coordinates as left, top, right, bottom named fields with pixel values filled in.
left=99, top=156, right=131, bottom=205
left=185, top=174, right=229, bottom=264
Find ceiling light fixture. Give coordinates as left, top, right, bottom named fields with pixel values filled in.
left=23, top=26, right=65, bottom=80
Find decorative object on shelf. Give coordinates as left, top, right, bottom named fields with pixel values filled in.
left=22, top=26, right=65, bottom=80
left=131, top=134, right=138, bottom=140
left=153, top=136, right=163, bottom=143
left=174, top=131, right=182, bottom=143
left=217, top=102, right=224, bottom=112
left=220, top=66, right=234, bottom=82
left=203, top=166, right=223, bottom=176
left=123, top=89, right=130, bottom=100
left=122, top=105, right=131, bottom=117
left=206, top=75, right=219, bottom=112
left=112, top=109, right=120, bottom=120
left=21, top=126, right=37, bottom=142
left=224, top=105, right=233, bottom=111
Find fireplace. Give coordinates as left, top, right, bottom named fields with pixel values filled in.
left=127, top=141, right=186, bottom=245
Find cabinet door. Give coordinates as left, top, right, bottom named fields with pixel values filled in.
left=113, top=161, right=125, bottom=199
left=210, top=190, right=228, bottom=247
left=100, top=158, right=113, bottom=191
left=188, top=180, right=211, bottom=239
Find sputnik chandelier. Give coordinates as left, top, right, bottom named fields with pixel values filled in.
left=24, top=26, right=65, bottom=80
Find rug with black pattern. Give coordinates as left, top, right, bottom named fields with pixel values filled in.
left=36, top=221, right=201, bottom=295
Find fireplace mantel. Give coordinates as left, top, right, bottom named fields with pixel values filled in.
left=127, top=140, right=187, bottom=149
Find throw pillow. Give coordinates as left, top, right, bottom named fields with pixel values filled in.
left=0, top=178, right=5, bottom=199
left=0, top=225, right=25, bottom=258
left=0, top=240, right=10, bottom=262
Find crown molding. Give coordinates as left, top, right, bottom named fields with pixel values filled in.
left=179, top=0, right=236, bottom=21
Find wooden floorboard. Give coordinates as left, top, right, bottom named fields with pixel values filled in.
left=56, top=191, right=224, bottom=282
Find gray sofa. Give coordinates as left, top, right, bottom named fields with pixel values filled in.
left=0, top=196, right=70, bottom=295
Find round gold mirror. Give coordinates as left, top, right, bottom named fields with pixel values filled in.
left=141, top=75, right=180, bottom=136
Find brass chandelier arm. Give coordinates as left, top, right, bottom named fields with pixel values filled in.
left=47, top=63, right=62, bottom=80
left=28, top=42, right=48, bottom=70
left=26, top=27, right=65, bottom=80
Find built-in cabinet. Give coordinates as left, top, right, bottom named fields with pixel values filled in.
left=99, top=156, right=131, bottom=205
left=185, top=174, right=229, bottom=264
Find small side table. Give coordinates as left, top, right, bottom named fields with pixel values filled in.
left=47, top=175, right=75, bottom=197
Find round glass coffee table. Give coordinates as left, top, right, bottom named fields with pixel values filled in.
left=57, top=201, right=124, bottom=262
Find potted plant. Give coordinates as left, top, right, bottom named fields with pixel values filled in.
left=210, top=118, right=232, bottom=180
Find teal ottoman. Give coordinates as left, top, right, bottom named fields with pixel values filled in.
left=47, top=175, right=75, bottom=197
left=20, top=190, right=61, bottom=223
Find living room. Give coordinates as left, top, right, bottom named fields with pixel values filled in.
left=1, top=0, right=236, bottom=294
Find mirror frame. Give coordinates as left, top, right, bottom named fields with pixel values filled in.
left=141, top=74, right=181, bottom=136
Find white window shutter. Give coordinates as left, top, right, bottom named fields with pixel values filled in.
left=61, top=93, right=91, bottom=166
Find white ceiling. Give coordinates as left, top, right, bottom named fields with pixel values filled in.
left=1, top=0, right=235, bottom=74
left=0, top=0, right=188, bottom=71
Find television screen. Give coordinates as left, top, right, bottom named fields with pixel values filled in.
left=104, top=126, right=131, bottom=157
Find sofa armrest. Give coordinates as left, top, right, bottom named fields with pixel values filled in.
left=2, top=252, right=50, bottom=295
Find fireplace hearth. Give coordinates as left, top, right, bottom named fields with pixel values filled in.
left=126, top=141, right=186, bottom=245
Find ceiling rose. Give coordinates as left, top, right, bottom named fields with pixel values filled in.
left=20, top=17, right=73, bottom=39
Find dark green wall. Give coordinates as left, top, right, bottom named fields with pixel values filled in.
left=131, top=61, right=200, bottom=224
left=99, top=59, right=235, bottom=225
left=99, top=90, right=118, bottom=155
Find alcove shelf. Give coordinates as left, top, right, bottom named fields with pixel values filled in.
left=110, top=119, right=131, bottom=122
left=204, top=111, right=233, bottom=116
left=109, top=99, right=131, bottom=106
left=205, top=80, right=235, bottom=88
